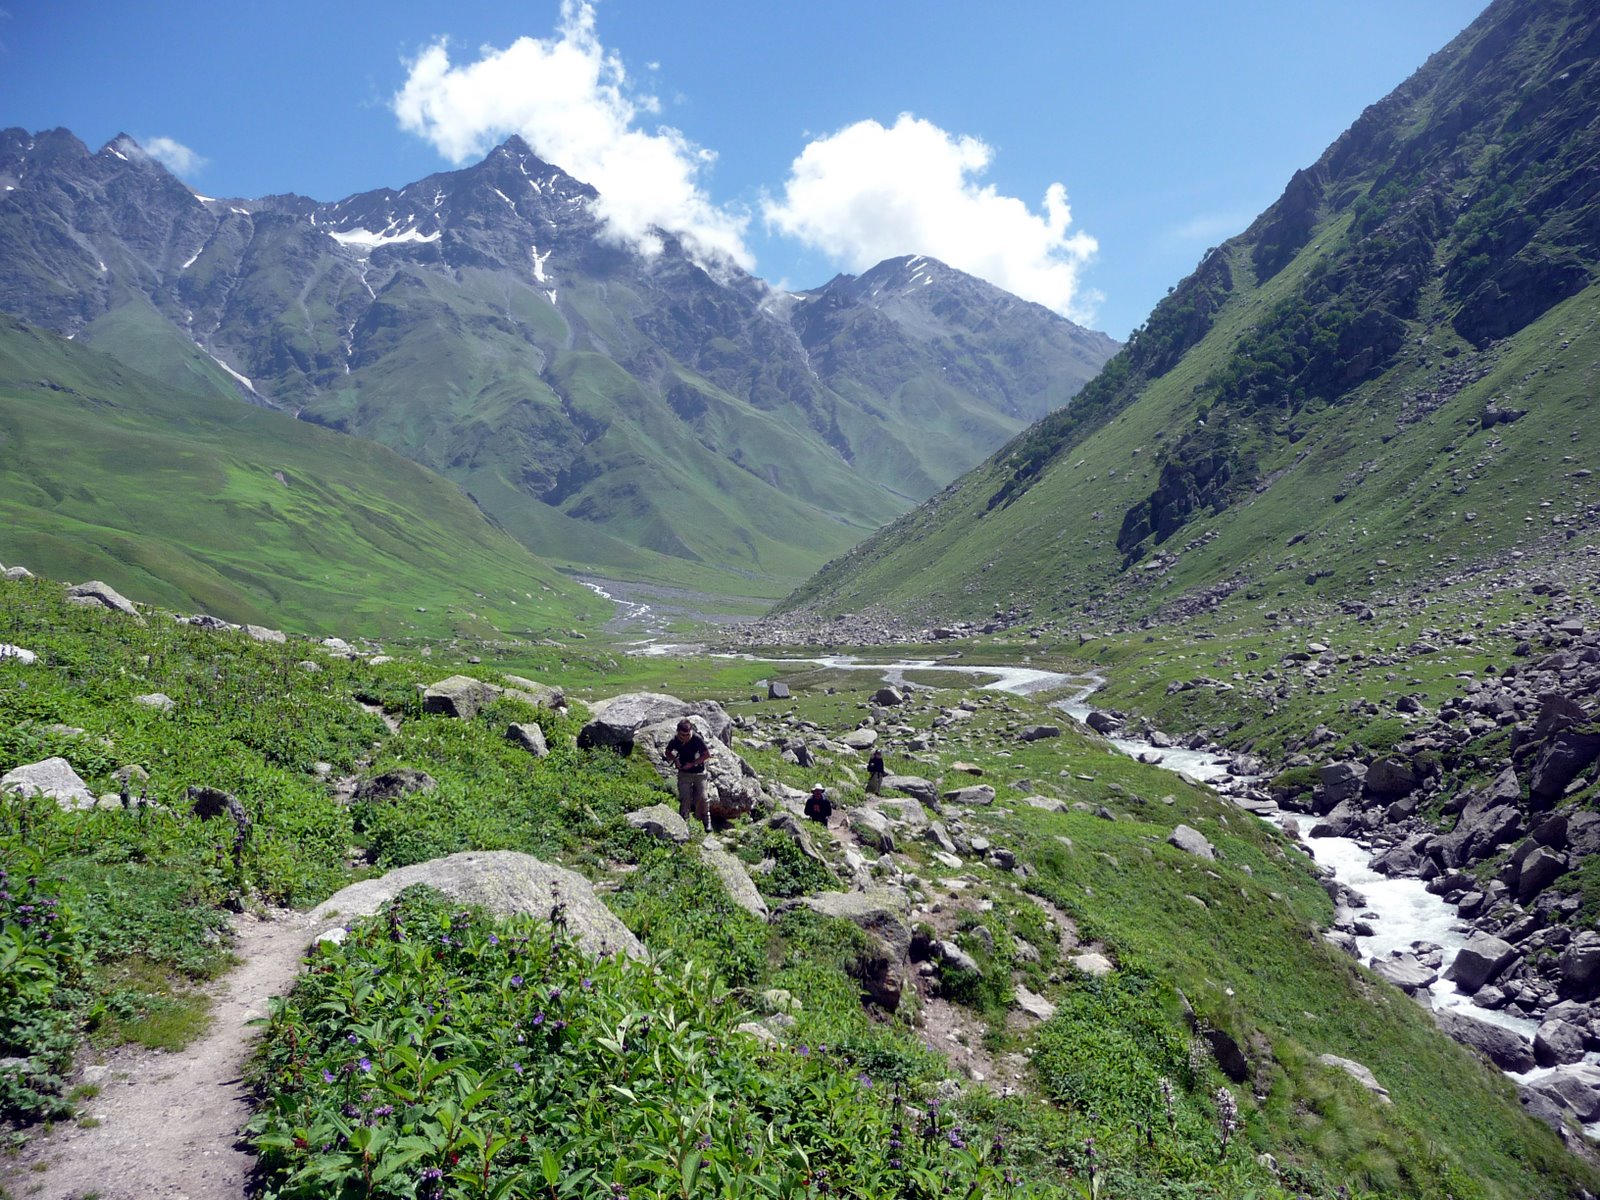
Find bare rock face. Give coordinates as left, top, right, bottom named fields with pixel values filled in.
left=579, top=692, right=734, bottom=753
left=633, top=716, right=762, bottom=822
left=309, top=850, right=643, bottom=959
left=66, top=580, right=143, bottom=621
left=1, top=757, right=94, bottom=810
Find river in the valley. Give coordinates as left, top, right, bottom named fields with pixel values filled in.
left=686, top=647, right=1595, bottom=1116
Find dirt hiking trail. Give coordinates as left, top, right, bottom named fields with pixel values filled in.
left=6, top=909, right=314, bottom=1200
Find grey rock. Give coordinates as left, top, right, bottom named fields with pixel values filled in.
left=1168, top=824, right=1216, bottom=860
left=1070, top=951, right=1114, bottom=977
left=1317, top=1054, right=1391, bottom=1104
left=1528, top=1063, right=1600, bottom=1122
left=1013, top=985, right=1057, bottom=1022
left=699, top=842, right=768, bottom=919
left=874, top=798, right=928, bottom=831
left=5, top=566, right=34, bottom=580
left=882, top=774, right=937, bottom=804
left=0, top=644, right=37, bottom=665
left=1319, top=762, right=1367, bottom=805
left=1444, top=934, right=1519, bottom=992
left=422, top=675, right=501, bottom=720
left=1558, top=931, right=1600, bottom=998
left=1534, top=1018, right=1587, bottom=1068
left=1530, top=730, right=1600, bottom=800
left=625, top=804, right=691, bottom=844
left=580, top=692, right=733, bottom=752
left=65, top=580, right=143, bottom=621
left=244, top=624, right=286, bottom=643
left=935, top=939, right=980, bottom=975
left=1516, top=846, right=1568, bottom=905
left=872, top=686, right=905, bottom=706
left=1434, top=1008, right=1536, bottom=1072
left=767, top=681, right=791, bottom=700
left=1019, top=725, right=1062, bottom=742
left=1085, top=711, right=1121, bottom=734
left=310, top=850, right=643, bottom=959
left=923, top=823, right=958, bottom=855
left=839, top=728, right=879, bottom=750
left=505, top=723, right=549, bottom=758
left=1, top=757, right=94, bottom=810
left=848, top=807, right=896, bottom=853
left=1370, top=951, right=1438, bottom=994
left=942, top=784, right=996, bottom=806
left=797, top=890, right=912, bottom=959
left=1364, top=756, right=1417, bottom=797
left=134, top=692, right=175, bottom=711
left=502, top=675, right=565, bottom=709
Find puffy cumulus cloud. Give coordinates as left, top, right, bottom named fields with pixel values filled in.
left=136, top=136, right=207, bottom=177
left=763, top=114, right=1098, bottom=321
left=391, top=1, right=750, bottom=269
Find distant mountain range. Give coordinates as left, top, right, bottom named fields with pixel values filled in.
left=779, top=0, right=1600, bottom=628
left=0, top=129, right=1116, bottom=602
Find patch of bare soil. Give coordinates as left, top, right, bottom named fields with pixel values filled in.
left=7, top=909, right=315, bottom=1200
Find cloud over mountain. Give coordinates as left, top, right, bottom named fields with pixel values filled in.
left=763, top=114, right=1098, bottom=320
left=391, top=0, right=750, bottom=268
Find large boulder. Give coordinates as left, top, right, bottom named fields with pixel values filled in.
left=1515, top=846, right=1568, bottom=904
left=634, top=716, right=762, bottom=822
left=1370, top=951, right=1438, bottom=994
left=1364, top=756, right=1417, bottom=797
left=942, top=784, right=996, bottom=806
left=872, top=686, right=905, bottom=707
left=422, top=675, right=501, bottom=721
left=579, top=693, right=733, bottom=753
left=505, top=723, right=549, bottom=758
left=1527, top=1063, right=1600, bottom=1122
left=1529, top=729, right=1600, bottom=801
left=502, top=675, right=565, bottom=709
left=1434, top=1008, right=1536, bottom=1072
left=699, top=842, right=768, bottom=920
left=1558, top=931, right=1600, bottom=998
left=625, top=804, right=691, bottom=845
left=65, top=580, right=143, bottom=621
left=874, top=798, right=928, bottom=832
left=310, top=851, right=643, bottom=959
left=0, top=644, right=37, bottom=665
left=1168, top=825, right=1216, bottom=860
left=1318, top=762, right=1367, bottom=806
left=848, top=807, right=896, bottom=853
left=1444, top=934, right=1519, bottom=993
left=839, top=728, right=879, bottom=750
left=1534, top=1018, right=1587, bottom=1068
left=796, top=890, right=912, bottom=960
left=1, top=757, right=94, bottom=810
left=882, top=775, right=937, bottom=805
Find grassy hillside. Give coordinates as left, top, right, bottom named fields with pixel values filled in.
left=2, top=575, right=1593, bottom=1197
left=0, top=315, right=609, bottom=639
left=778, top=0, right=1600, bottom=627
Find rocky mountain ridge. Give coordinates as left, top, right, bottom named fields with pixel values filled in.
left=0, top=128, right=1116, bottom=596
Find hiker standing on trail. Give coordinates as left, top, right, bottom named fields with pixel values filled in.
left=804, top=784, right=833, bottom=825
left=665, top=719, right=713, bottom=831
left=866, top=748, right=886, bottom=795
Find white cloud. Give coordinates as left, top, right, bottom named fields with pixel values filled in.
left=138, top=136, right=207, bottom=177
left=391, top=1, right=750, bottom=269
left=763, top=114, right=1098, bottom=321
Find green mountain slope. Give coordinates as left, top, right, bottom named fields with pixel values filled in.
left=0, top=314, right=609, bottom=638
left=778, top=0, right=1600, bottom=625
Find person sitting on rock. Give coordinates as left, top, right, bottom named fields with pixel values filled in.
left=804, top=785, right=833, bottom=825
left=664, top=719, right=712, bottom=832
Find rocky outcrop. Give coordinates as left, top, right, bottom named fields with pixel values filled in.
left=65, top=580, right=143, bottom=621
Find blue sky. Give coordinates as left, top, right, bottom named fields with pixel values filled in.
left=3, top=0, right=1480, bottom=338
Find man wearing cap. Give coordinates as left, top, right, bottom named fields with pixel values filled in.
left=665, top=719, right=713, bottom=831
left=803, top=785, right=833, bottom=825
